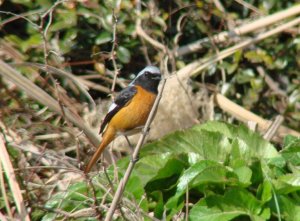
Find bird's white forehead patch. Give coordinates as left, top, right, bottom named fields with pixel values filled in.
left=129, top=66, right=160, bottom=86
left=136, top=66, right=160, bottom=78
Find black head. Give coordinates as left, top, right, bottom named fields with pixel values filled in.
left=131, top=66, right=161, bottom=94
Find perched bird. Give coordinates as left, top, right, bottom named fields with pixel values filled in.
left=84, top=66, right=161, bottom=173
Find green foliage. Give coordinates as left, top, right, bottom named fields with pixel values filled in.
left=41, top=122, right=300, bottom=220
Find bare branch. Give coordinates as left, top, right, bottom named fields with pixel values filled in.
left=263, top=116, right=284, bottom=141
left=174, top=16, right=300, bottom=80
left=214, top=93, right=300, bottom=141
left=176, top=4, right=300, bottom=56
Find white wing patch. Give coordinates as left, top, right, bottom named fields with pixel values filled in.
left=108, top=102, right=117, bottom=113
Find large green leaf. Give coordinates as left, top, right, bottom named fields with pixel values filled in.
left=142, top=123, right=231, bottom=162
left=198, top=121, right=278, bottom=159
left=189, top=188, right=269, bottom=221
left=166, top=160, right=239, bottom=210
left=142, top=121, right=279, bottom=162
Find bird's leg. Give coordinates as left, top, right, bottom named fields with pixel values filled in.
left=143, top=126, right=151, bottom=134
left=124, top=135, right=133, bottom=150
left=124, top=135, right=139, bottom=163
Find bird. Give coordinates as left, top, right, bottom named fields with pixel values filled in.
left=84, top=66, right=162, bottom=173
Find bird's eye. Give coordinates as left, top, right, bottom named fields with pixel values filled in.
left=144, top=71, right=151, bottom=77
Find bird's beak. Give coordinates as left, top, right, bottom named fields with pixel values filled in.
left=152, top=73, right=161, bottom=80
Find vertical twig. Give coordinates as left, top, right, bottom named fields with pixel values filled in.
left=110, top=9, right=120, bottom=96
left=87, top=177, right=103, bottom=219
left=104, top=77, right=167, bottom=221
left=185, top=185, right=189, bottom=221
left=40, top=0, right=64, bottom=66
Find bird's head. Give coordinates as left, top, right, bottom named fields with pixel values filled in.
left=131, top=66, right=161, bottom=93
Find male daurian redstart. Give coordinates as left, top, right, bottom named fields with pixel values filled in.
left=84, top=66, right=161, bottom=173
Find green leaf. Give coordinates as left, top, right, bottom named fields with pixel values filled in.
left=130, top=153, right=185, bottom=187
left=233, top=166, right=252, bottom=186
left=142, top=122, right=233, bottom=163
left=166, top=160, right=217, bottom=209
left=281, top=138, right=300, bottom=166
left=41, top=213, right=56, bottom=221
left=274, top=173, right=300, bottom=194
left=284, top=135, right=299, bottom=147
left=189, top=203, right=245, bottom=221
left=250, top=160, right=264, bottom=185
left=50, top=9, right=77, bottom=32
left=43, top=182, right=91, bottom=215
left=190, top=188, right=268, bottom=221
left=126, top=175, right=144, bottom=199
left=150, top=191, right=164, bottom=218
left=198, top=121, right=279, bottom=159
left=117, top=46, right=131, bottom=63
left=95, top=32, right=112, bottom=45
left=191, top=164, right=238, bottom=187
left=257, top=180, right=272, bottom=203
left=126, top=176, right=149, bottom=210
left=244, top=49, right=274, bottom=69
left=270, top=195, right=300, bottom=221
left=236, top=68, right=255, bottom=84
left=176, top=160, right=217, bottom=193
left=31, top=208, right=45, bottom=221
left=166, top=160, right=238, bottom=210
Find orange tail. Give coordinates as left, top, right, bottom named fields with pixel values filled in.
left=84, top=126, right=116, bottom=173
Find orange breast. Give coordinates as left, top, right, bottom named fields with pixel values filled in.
left=108, top=86, right=157, bottom=132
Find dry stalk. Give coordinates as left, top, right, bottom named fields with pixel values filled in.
left=0, top=60, right=100, bottom=147
left=12, top=62, right=97, bottom=107
left=0, top=135, right=30, bottom=221
left=135, top=0, right=166, bottom=53
left=176, top=4, right=300, bottom=56
left=214, top=93, right=300, bottom=140
left=0, top=159, right=13, bottom=220
left=110, top=9, right=120, bottom=96
left=183, top=16, right=300, bottom=78
left=263, top=116, right=284, bottom=141
left=0, top=10, right=40, bottom=29
left=233, top=0, right=262, bottom=14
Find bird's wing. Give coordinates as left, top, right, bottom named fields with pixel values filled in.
left=99, top=86, right=137, bottom=134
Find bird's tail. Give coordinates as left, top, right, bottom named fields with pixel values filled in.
left=84, top=126, right=116, bottom=173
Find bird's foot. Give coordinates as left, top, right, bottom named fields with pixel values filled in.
left=130, top=154, right=140, bottom=163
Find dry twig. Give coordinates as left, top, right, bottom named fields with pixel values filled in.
left=0, top=135, right=30, bottom=221
left=263, top=116, right=285, bottom=141
left=214, top=93, right=300, bottom=141
left=176, top=4, right=300, bottom=56
left=177, top=16, right=300, bottom=79
left=0, top=60, right=102, bottom=150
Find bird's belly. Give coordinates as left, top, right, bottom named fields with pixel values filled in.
left=109, top=88, right=156, bottom=132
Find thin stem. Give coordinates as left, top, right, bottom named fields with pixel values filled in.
left=110, top=9, right=119, bottom=96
